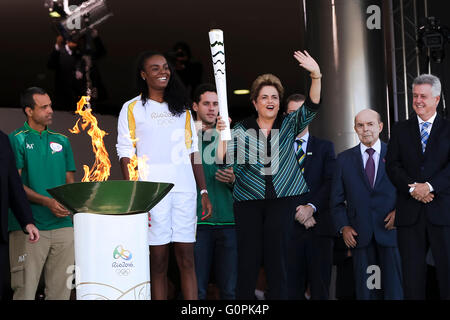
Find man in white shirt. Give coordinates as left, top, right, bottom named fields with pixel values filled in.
left=331, top=109, right=403, bottom=300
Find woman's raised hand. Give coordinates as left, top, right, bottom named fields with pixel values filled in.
left=293, top=50, right=321, bottom=77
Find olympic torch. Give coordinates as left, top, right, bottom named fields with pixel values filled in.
left=209, top=29, right=231, bottom=141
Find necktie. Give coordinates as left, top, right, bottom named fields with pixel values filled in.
left=295, top=138, right=306, bottom=173
left=365, top=148, right=375, bottom=188
left=421, top=122, right=430, bottom=153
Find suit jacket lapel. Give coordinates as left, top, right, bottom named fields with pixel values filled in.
left=353, top=144, right=372, bottom=190
left=303, top=136, right=314, bottom=176
left=424, top=114, right=442, bottom=156
left=409, top=117, right=424, bottom=160
left=374, top=142, right=387, bottom=189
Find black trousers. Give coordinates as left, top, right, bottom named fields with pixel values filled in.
left=234, top=197, right=295, bottom=300
left=0, top=242, right=11, bottom=300
left=287, top=226, right=334, bottom=300
left=397, top=208, right=450, bottom=299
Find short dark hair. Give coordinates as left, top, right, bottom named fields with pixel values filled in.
left=193, top=83, right=216, bottom=104
left=286, top=93, right=306, bottom=105
left=284, top=93, right=306, bottom=113
left=173, top=42, right=192, bottom=60
left=20, top=87, right=47, bottom=115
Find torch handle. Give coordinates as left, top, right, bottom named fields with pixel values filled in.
left=209, top=29, right=231, bottom=141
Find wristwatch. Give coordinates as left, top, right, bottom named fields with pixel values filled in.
left=200, top=189, right=208, bottom=195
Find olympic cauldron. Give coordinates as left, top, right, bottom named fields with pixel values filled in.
left=48, top=180, right=173, bottom=300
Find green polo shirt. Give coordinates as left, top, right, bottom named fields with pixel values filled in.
left=8, top=122, right=76, bottom=231
left=196, top=128, right=234, bottom=226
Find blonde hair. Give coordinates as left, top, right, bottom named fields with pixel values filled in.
left=250, top=74, right=284, bottom=102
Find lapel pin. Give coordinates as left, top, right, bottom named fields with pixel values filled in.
left=307, top=152, right=313, bottom=156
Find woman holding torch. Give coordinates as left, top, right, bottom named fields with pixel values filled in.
left=217, top=50, right=321, bottom=299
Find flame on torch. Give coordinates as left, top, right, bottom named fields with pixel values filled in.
left=69, top=96, right=111, bottom=182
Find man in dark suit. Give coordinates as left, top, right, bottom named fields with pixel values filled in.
left=286, top=94, right=336, bottom=300
left=331, top=109, right=403, bottom=300
left=48, top=30, right=107, bottom=112
left=386, top=74, right=450, bottom=299
left=0, top=130, right=39, bottom=300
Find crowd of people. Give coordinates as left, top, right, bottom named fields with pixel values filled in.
left=0, top=44, right=449, bottom=301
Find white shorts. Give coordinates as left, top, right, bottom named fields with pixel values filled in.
left=147, top=191, right=197, bottom=246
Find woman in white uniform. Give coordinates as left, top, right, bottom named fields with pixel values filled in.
left=116, top=51, right=212, bottom=300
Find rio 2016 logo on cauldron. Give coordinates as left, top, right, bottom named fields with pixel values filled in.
left=113, top=245, right=133, bottom=261
left=112, top=245, right=135, bottom=276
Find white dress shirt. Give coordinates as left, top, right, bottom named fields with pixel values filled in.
left=294, top=132, right=317, bottom=212
left=294, top=131, right=309, bottom=153
left=360, top=138, right=381, bottom=185
left=409, top=112, right=438, bottom=193
left=417, top=112, right=437, bottom=135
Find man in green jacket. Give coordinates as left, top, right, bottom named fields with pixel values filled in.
left=192, top=84, right=236, bottom=300
left=9, top=87, right=75, bottom=300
